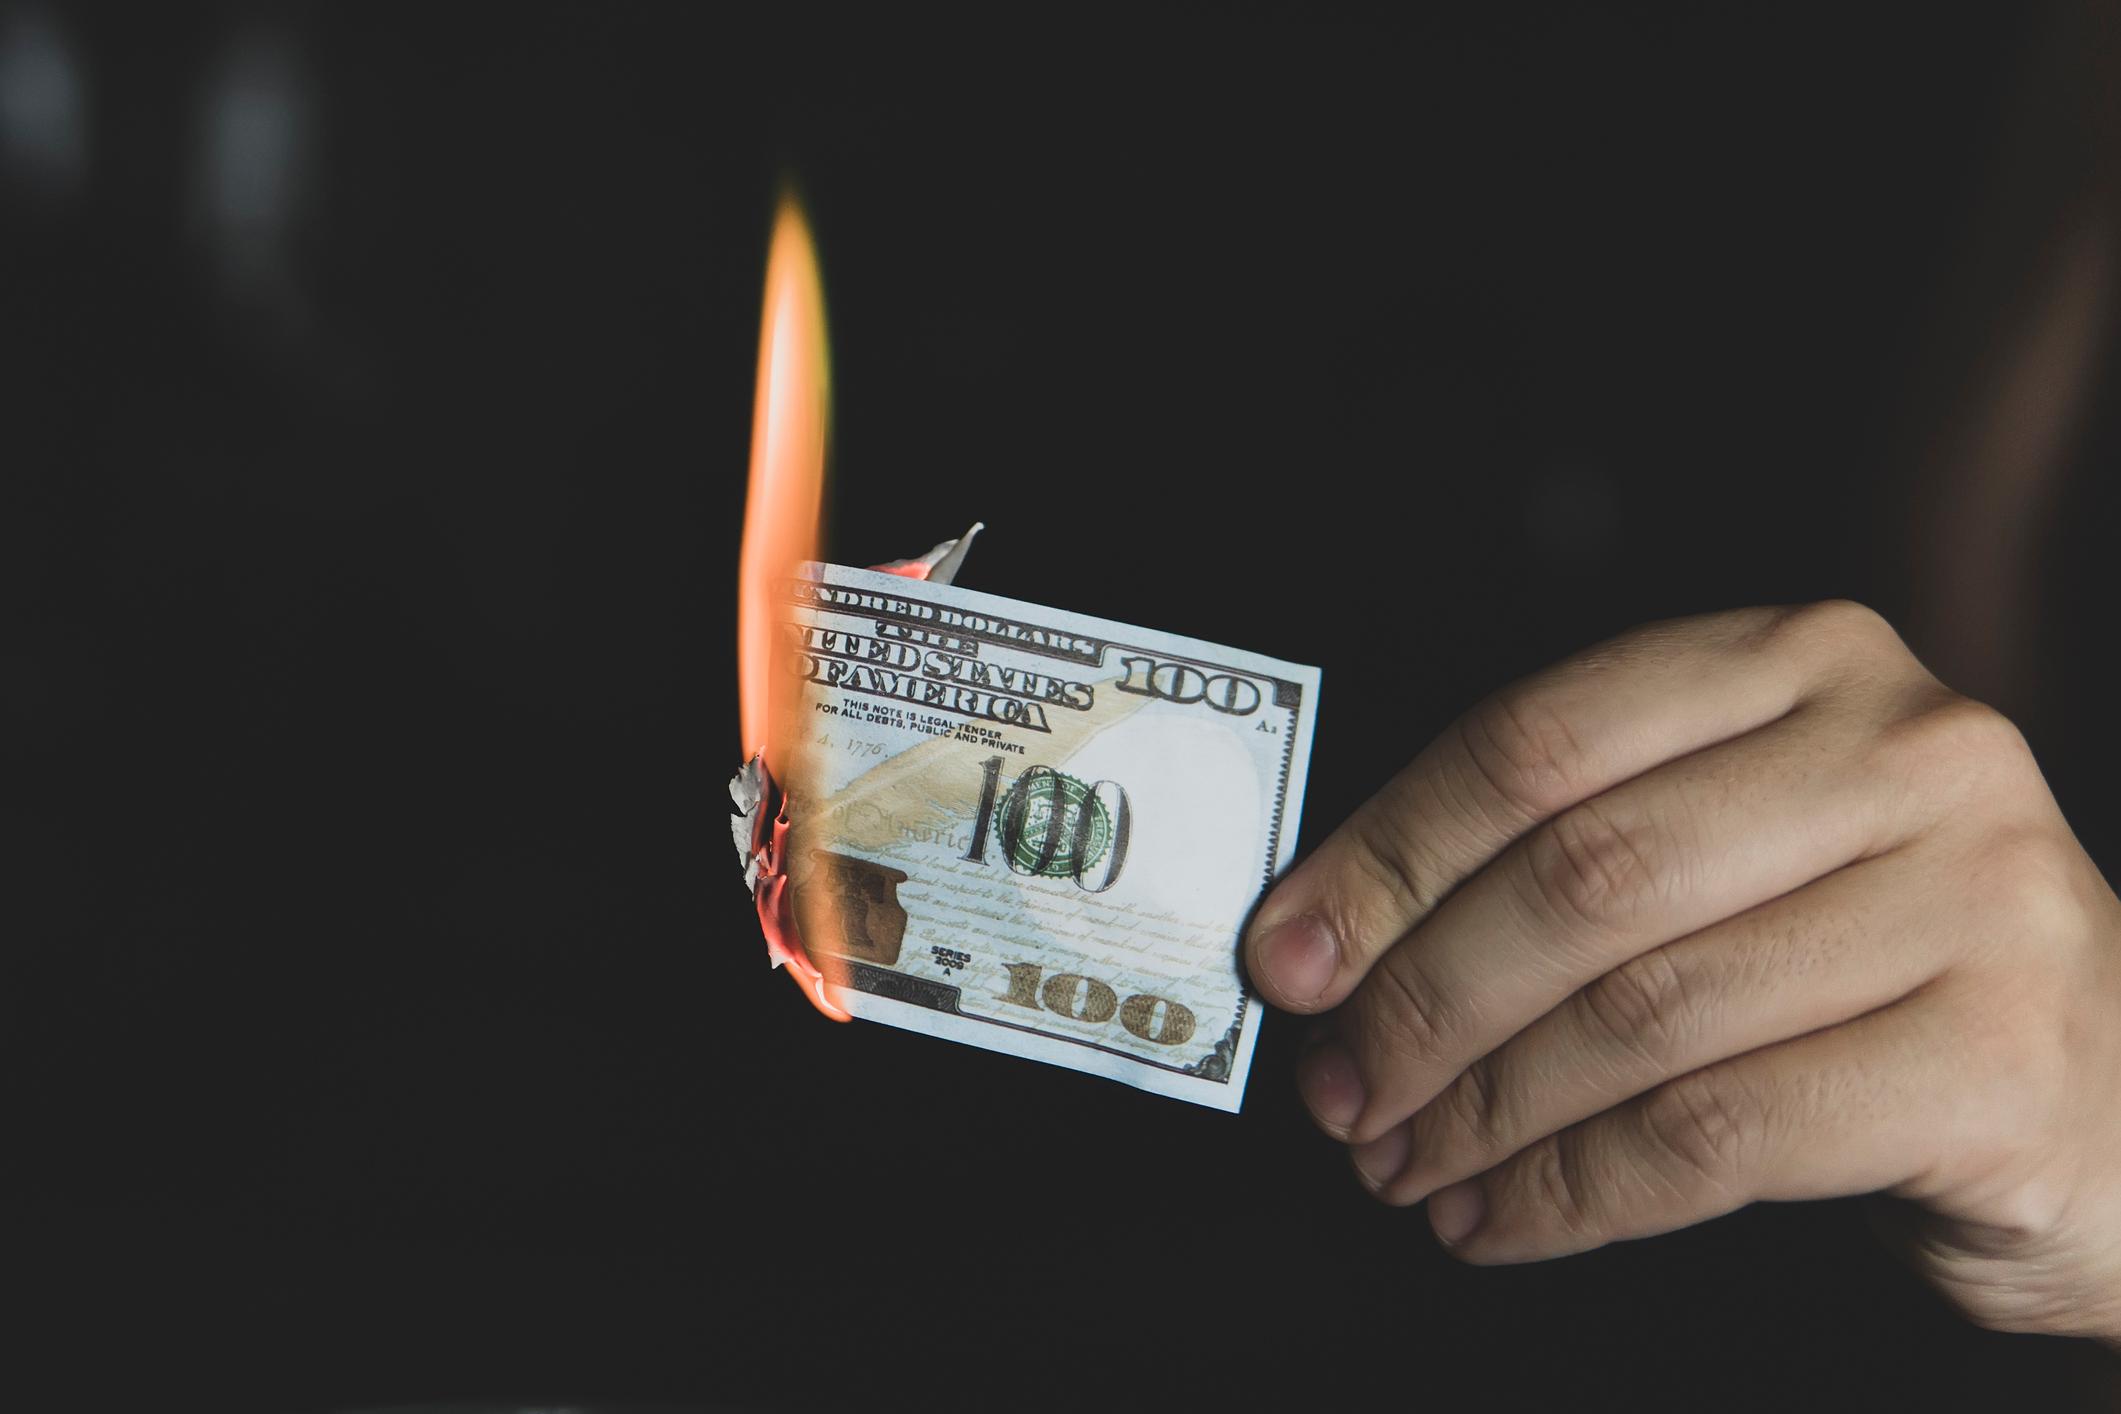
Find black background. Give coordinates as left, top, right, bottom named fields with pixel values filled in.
left=7, top=5, right=2119, bottom=1410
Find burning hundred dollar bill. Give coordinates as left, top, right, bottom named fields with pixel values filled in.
left=732, top=544, right=1320, bottom=1111
left=729, top=191, right=1318, bottom=1110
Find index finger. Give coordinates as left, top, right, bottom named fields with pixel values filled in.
left=1243, top=604, right=1851, bottom=1013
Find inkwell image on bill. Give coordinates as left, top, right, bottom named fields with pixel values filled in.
left=729, top=190, right=1319, bottom=1111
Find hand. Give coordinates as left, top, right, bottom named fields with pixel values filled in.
left=1245, top=602, right=2121, bottom=1343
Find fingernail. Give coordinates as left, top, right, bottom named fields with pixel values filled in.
left=1296, top=1040, right=1365, bottom=1136
left=1428, top=1181, right=1485, bottom=1247
left=1252, top=914, right=1338, bottom=1005
left=1350, top=1126, right=1410, bottom=1193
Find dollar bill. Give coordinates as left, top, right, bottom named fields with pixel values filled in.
left=762, top=561, right=1319, bottom=1111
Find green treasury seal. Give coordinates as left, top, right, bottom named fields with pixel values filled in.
left=996, top=767, right=1114, bottom=878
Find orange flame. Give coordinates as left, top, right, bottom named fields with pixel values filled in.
left=738, top=188, right=829, bottom=770
left=736, top=188, right=851, bottom=1022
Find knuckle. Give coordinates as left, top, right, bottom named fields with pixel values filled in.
left=1420, top=1056, right=1516, bottom=1165
left=1766, top=598, right=1905, bottom=663
left=1515, top=1130, right=1600, bottom=1242
left=1577, top=948, right=1698, bottom=1073
left=1342, top=789, right=1450, bottom=920
left=1989, top=1003, right=2072, bottom=1122
left=1928, top=696, right=2035, bottom=775
left=1981, top=825, right=2068, bottom=907
left=1458, top=686, right=1590, bottom=823
left=1992, top=1011, right=2075, bottom=1144
left=1357, top=950, right=1459, bottom=1073
left=1527, top=799, right=1669, bottom=930
left=1970, top=827, right=2092, bottom=959
left=1640, top=1069, right=1755, bottom=1194
left=1877, top=695, right=2044, bottom=813
left=1922, top=972, right=2073, bottom=1161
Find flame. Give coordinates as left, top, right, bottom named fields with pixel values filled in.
left=737, top=188, right=830, bottom=769
left=735, top=188, right=851, bottom=1022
